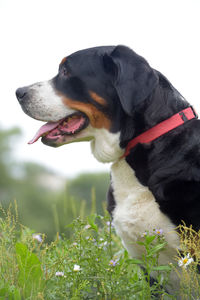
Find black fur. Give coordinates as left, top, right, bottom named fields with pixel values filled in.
left=123, top=74, right=200, bottom=230
left=107, top=183, right=116, bottom=217
left=56, top=45, right=200, bottom=230
left=17, top=45, right=200, bottom=232
left=104, top=47, right=200, bottom=230
left=103, top=46, right=159, bottom=115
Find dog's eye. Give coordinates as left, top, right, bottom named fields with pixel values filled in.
left=60, top=67, right=70, bottom=77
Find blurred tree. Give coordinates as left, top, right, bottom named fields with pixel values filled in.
left=0, top=126, right=110, bottom=240
left=0, top=126, right=61, bottom=239
left=55, top=173, right=110, bottom=237
left=67, top=173, right=110, bottom=214
left=0, top=126, right=21, bottom=204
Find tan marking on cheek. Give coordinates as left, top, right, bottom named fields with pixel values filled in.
left=62, top=97, right=111, bottom=130
left=89, top=91, right=107, bottom=106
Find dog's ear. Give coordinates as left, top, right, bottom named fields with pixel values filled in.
left=103, top=45, right=159, bottom=116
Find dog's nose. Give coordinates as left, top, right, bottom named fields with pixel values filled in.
left=16, top=87, right=28, bottom=102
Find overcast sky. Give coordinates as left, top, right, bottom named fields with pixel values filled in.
left=0, top=0, right=200, bottom=177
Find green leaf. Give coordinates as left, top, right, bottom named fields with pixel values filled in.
left=146, top=243, right=166, bottom=257
left=126, top=258, right=143, bottom=265
left=137, top=241, right=145, bottom=246
left=124, top=249, right=129, bottom=260
left=15, top=243, right=44, bottom=298
left=0, top=287, right=7, bottom=297
left=87, top=215, right=98, bottom=232
left=152, top=265, right=172, bottom=272
left=145, top=235, right=156, bottom=244
left=0, top=285, right=21, bottom=300
left=12, top=288, right=21, bottom=300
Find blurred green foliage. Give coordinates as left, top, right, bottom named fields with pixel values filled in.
left=54, top=172, right=110, bottom=238
left=0, top=126, right=109, bottom=241
left=0, top=127, right=21, bottom=202
left=67, top=172, right=110, bottom=213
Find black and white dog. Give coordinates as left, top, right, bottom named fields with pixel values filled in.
left=16, top=45, right=200, bottom=290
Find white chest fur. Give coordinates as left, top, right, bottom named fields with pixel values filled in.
left=111, top=159, right=180, bottom=265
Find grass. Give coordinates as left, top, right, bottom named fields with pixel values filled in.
left=1, top=204, right=200, bottom=299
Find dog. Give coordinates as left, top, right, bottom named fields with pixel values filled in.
left=16, top=45, right=200, bottom=293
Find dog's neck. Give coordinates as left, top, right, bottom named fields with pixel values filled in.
left=90, top=128, right=123, bottom=163
left=118, top=72, right=194, bottom=191
left=91, top=72, right=190, bottom=164
left=123, top=106, right=197, bottom=158
left=120, top=72, right=189, bottom=149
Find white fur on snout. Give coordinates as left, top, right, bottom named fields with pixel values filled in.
left=24, top=80, right=75, bottom=121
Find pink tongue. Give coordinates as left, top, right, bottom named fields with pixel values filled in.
left=60, top=117, right=85, bottom=134
left=28, top=121, right=61, bottom=144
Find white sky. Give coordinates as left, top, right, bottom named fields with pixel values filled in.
left=0, top=0, right=200, bottom=177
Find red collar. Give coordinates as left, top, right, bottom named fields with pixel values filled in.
left=123, top=106, right=198, bottom=158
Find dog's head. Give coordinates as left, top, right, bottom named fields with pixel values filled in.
left=16, top=45, right=158, bottom=162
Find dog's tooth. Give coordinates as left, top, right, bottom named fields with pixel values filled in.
left=42, top=131, right=49, bottom=136
left=64, top=119, right=69, bottom=124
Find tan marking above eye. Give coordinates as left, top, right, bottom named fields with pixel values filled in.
left=89, top=91, right=107, bottom=106
left=60, top=57, right=67, bottom=66
left=62, top=97, right=111, bottom=130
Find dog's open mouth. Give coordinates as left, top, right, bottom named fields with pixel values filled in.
left=28, top=112, right=89, bottom=145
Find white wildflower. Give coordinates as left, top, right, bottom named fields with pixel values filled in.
left=178, top=254, right=194, bottom=269
left=73, top=264, right=81, bottom=271
left=55, top=271, right=65, bottom=277
left=106, top=221, right=114, bottom=228
left=141, top=232, right=147, bottom=238
left=154, top=229, right=163, bottom=235
left=32, top=234, right=42, bottom=243
left=84, top=224, right=91, bottom=230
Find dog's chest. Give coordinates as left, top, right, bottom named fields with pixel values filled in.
left=111, top=159, right=179, bottom=260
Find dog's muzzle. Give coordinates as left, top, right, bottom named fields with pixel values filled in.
left=16, top=87, right=29, bottom=104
